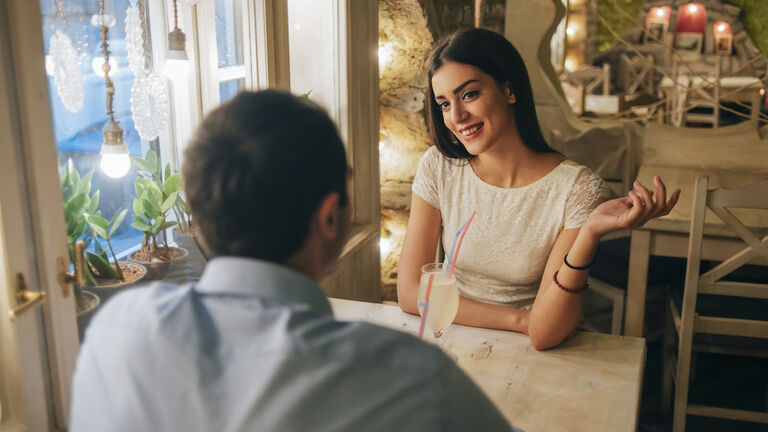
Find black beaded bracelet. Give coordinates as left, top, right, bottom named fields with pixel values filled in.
left=564, top=253, right=594, bottom=270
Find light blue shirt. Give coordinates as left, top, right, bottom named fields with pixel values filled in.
left=71, top=257, right=514, bottom=431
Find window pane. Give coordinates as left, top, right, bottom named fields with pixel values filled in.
left=287, top=0, right=340, bottom=119
left=219, top=79, right=244, bottom=103
left=41, top=0, right=147, bottom=258
left=214, top=0, right=244, bottom=68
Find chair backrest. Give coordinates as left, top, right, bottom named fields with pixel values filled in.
left=684, top=176, right=768, bottom=338
left=551, top=122, right=635, bottom=196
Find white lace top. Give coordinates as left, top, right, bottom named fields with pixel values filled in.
left=412, top=146, right=610, bottom=309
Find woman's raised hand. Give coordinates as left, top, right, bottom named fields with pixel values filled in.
left=583, top=176, right=681, bottom=238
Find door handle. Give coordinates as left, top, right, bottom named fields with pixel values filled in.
left=9, top=273, right=46, bottom=322
left=57, top=240, right=85, bottom=297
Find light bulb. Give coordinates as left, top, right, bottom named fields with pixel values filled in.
left=100, top=120, right=130, bottom=178
left=164, top=57, right=189, bottom=78
left=654, top=8, right=666, bottom=18
left=716, top=23, right=726, bottom=33
left=92, top=56, right=118, bottom=78
left=45, top=54, right=55, bottom=75
left=165, top=28, right=190, bottom=78
left=380, top=237, right=393, bottom=257
left=378, top=42, right=394, bottom=72
left=566, top=26, right=576, bottom=37
left=687, top=4, right=698, bottom=13
left=100, top=153, right=131, bottom=178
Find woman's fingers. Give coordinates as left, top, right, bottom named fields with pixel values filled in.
left=663, top=188, right=681, bottom=216
left=626, top=191, right=645, bottom=226
left=633, top=181, right=654, bottom=223
left=652, top=176, right=667, bottom=215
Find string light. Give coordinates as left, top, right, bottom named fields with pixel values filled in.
left=378, top=42, right=394, bottom=72
left=97, top=0, right=130, bottom=179
left=164, top=0, right=190, bottom=78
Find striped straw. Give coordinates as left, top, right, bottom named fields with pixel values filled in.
left=447, top=211, right=476, bottom=277
left=416, top=273, right=435, bottom=339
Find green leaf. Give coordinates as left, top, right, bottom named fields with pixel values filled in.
left=164, top=173, right=180, bottom=196
left=84, top=265, right=98, bottom=286
left=86, top=251, right=118, bottom=279
left=145, top=150, right=159, bottom=175
left=72, top=218, right=86, bottom=240
left=64, top=192, right=87, bottom=223
left=75, top=171, right=93, bottom=197
left=132, top=198, right=144, bottom=217
left=84, top=213, right=109, bottom=239
left=150, top=218, right=163, bottom=235
left=164, top=163, right=171, bottom=181
left=132, top=156, right=157, bottom=177
left=141, top=197, right=160, bottom=218
left=300, top=90, right=312, bottom=98
left=161, top=221, right=178, bottom=230
left=108, top=209, right=128, bottom=238
left=161, top=192, right=178, bottom=213
left=130, top=220, right=153, bottom=233
left=88, top=190, right=100, bottom=214
left=67, top=159, right=80, bottom=186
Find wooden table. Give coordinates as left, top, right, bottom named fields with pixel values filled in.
left=330, top=298, right=646, bottom=432
left=623, top=167, right=768, bottom=337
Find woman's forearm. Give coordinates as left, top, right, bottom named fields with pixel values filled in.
left=528, top=227, right=600, bottom=349
left=398, top=278, right=529, bottom=334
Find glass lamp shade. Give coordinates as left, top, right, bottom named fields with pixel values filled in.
left=164, top=29, right=189, bottom=78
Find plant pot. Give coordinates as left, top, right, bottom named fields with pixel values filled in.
left=76, top=289, right=101, bottom=342
left=128, top=246, right=189, bottom=281
left=171, top=226, right=207, bottom=280
left=89, top=261, right=148, bottom=304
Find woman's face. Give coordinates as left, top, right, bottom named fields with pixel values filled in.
left=431, top=61, right=516, bottom=156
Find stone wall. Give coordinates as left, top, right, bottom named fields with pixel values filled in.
left=378, top=0, right=507, bottom=301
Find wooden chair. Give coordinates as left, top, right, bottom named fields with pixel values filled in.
left=666, top=176, right=768, bottom=430
left=668, top=58, right=722, bottom=128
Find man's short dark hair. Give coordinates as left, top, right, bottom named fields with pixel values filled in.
left=183, top=89, right=349, bottom=262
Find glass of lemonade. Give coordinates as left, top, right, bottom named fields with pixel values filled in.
left=417, top=263, right=459, bottom=339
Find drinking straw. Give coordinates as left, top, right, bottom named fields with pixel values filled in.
left=444, top=211, right=477, bottom=275
left=448, top=211, right=476, bottom=278
left=417, top=273, right=435, bottom=339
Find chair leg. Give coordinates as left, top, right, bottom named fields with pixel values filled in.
left=611, top=291, right=625, bottom=335
left=661, top=295, right=675, bottom=412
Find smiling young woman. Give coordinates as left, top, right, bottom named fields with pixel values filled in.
left=396, top=28, right=680, bottom=349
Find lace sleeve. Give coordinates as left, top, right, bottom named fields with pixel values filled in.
left=563, top=168, right=610, bottom=229
left=411, top=147, right=440, bottom=209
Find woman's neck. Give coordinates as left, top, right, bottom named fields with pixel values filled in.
left=469, top=136, right=563, bottom=189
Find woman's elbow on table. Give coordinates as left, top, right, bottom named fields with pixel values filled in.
left=396, top=279, right=419, bottom=315
left=528, top=323, right=569, bottom=351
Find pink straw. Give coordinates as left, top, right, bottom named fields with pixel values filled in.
left=417, top=273, right=435, bottom=339
left=449, top=211, right=476, bottom=278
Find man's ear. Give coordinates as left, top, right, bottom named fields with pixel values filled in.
left=314, top=192, right=340, bottom=239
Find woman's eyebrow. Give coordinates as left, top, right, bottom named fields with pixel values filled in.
left=435, top=79, right=479, bottom=100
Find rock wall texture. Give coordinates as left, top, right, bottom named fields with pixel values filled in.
left=378, top=0, right=507, bottom=301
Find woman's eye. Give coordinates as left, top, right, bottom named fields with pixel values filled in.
left=438, top=101, right=450, bottom=111
left=462, top=90, right=479, bottom=100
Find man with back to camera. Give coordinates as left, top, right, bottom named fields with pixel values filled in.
left=70, top=90, right=516, bottom=431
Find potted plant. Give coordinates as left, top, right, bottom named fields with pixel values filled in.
left=84, top=208, right=147, bottom=297
left=60, top=160, right=101, bottom=317
left=60, top=161, right=148, bottom=315
left=129, top=150, right=189, bottom=279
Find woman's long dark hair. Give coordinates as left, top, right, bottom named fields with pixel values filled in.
left=427, top=28, right=555, bottom=159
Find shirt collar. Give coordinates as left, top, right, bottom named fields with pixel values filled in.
left=196, top=257, right=332, bottom=316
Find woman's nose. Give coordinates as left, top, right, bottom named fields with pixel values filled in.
left=451, top=103, right=467, bottom=124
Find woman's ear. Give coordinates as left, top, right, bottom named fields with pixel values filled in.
left=502, top=82, right=516, bottom=104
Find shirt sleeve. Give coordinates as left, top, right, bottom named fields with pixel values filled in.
left=440, top=359, right=519, bottom=431
left=563, top=168, right=610, bottom=230
left=411, top=147, right=441, bottom=209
